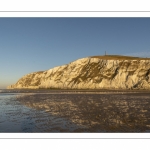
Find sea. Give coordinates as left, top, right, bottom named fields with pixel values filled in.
left=0, top=89, right=150, bottom=133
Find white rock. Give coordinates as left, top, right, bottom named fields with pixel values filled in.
left=7, top=56, right=150, bottom=90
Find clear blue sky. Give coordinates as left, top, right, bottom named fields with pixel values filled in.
left=1, top=17, right=150, bottom=89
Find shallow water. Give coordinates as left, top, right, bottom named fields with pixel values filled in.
left=0, top=93, right=81, bottom=132
left=0, top=90, right=150, bottom=132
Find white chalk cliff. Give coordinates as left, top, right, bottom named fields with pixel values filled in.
left=7, top=55, right=150, bottom=89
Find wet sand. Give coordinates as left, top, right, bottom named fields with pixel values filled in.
left=12, top=90, right=150, bottom=132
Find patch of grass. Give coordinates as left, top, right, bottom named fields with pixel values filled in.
left=90, top=55, right=150, bottom=60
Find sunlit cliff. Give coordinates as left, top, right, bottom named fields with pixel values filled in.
left=7, top=55, right=150, bottom=90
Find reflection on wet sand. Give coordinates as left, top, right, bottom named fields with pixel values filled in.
left=17, top=93, right=150, bottom=132
left=0, top=94, right=82, bottom=132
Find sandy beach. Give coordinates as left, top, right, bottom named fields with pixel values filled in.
left=13, top=90, right=150, bottom=132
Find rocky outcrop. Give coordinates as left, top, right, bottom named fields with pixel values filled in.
left=7, top=55, right=150, bottom=90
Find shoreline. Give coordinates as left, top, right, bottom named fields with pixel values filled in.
left=1, top=88, right=150, bottom=94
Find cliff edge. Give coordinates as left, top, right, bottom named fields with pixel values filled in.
left=7, top=55, right=150, bottom=90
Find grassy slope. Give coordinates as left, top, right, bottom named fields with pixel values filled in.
left=90, top=55, right=150, bottom=60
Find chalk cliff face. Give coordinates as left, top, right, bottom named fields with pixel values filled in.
left=7, top=55, right=150, bottom=89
